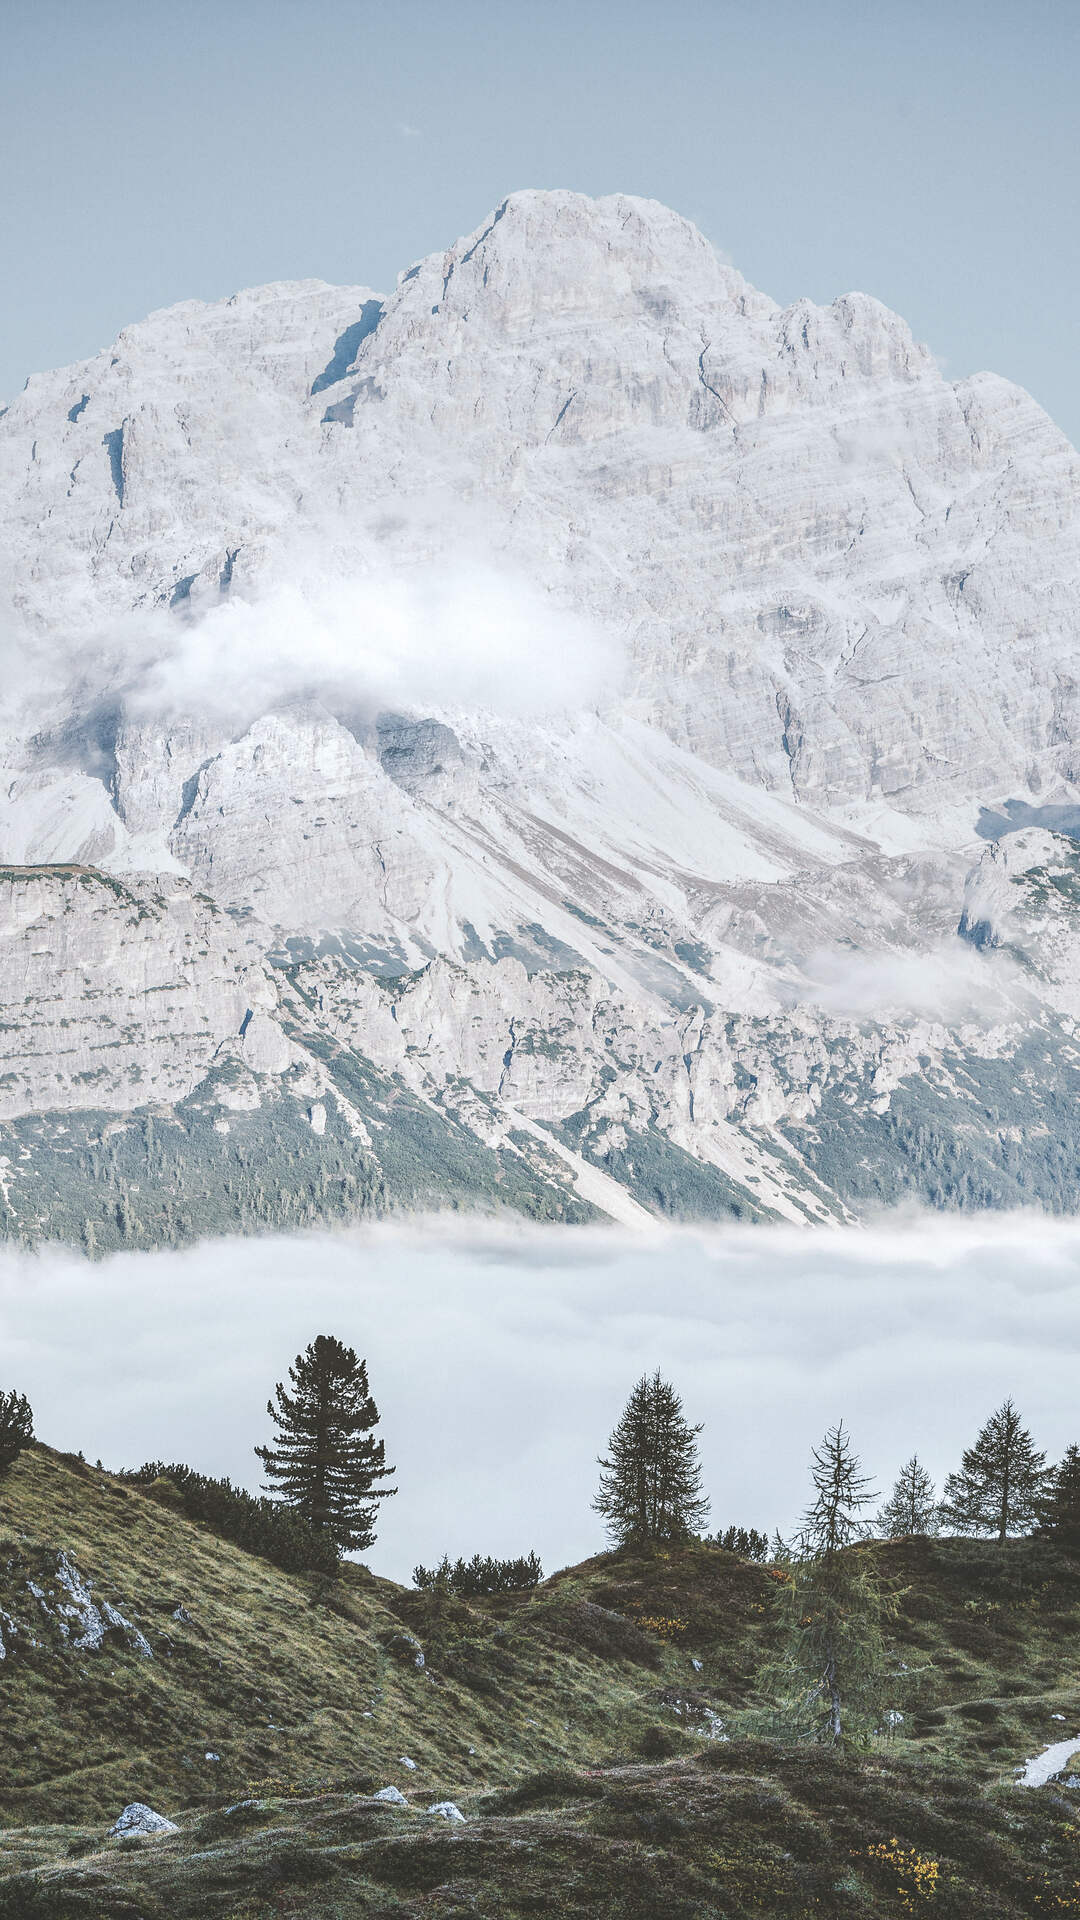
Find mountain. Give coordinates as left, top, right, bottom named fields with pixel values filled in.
left=3, top=189, right=1080, bottom=1243
left=3, top=1443, right=1080, bottom=1917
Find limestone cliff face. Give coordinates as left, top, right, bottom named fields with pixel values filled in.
left=1, top=191, right=1080, bottom=1239
left=0, top=870, right=271, bottom=1119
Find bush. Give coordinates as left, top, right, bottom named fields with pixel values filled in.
left=544, top=1599, right=661, bottom=1669
left=705, top=1525, right=769, bottom=1561
left=120, top=1461, right=338, bottom=1576
left=639, top=1724, right=680, bottom=1758
left=413, top=1549, right=542, bottom=1596
left=0, top=1389, right=33, bottom=1477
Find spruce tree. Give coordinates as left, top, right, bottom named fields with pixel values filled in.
left=766, top=1423, right=892, bottom=1746
left=878, top=1456, right=939, bottom=1538
left=940, top=1399, right=1046, bottom=1543
left=593, top=1370, right=709, bottom=1546
left=0, top=1389, right=33, bottom=1477
left=1039, top=1443, right=1080, bottom=1545
left=255, top=1335, right=395, bottom=1555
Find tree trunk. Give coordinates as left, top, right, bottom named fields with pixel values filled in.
left=825, top=1641, right=842, bottom=1746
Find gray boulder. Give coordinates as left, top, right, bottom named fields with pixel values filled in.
left=110, top=1803, right=179, bottom=1836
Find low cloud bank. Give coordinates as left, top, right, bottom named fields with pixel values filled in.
left=2, top=1211, right=1078, bottom=1584
left=2, top=558, right=622, bottom=742
left=130, top=566, right=621, bottom=727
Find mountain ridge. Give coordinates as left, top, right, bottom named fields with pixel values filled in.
left=2, top=189, right=1080, bottom=1239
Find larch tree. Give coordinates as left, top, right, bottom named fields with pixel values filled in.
left=940, top=1399, right=1047, bottom=1543
left=255, top=1335, right=395, bottom=1556
left=593, top=1370, right=709, bottom=1546
left=878, top=1456, right=939, bottom=1538
left=0, top=1389, right=33, bottom=1477
left=1039, top=1443, right=1080, bottom=1544
left=766, top=1423, right=895, bottom=1747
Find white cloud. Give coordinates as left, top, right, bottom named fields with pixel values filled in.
left=791, top=939, right=1023, bottom=1019
left=0, top=561, right=623, bottom=741
left=2, top=1211, right=1077, bottom=1583
left=130, top=566, right=621, bottom=727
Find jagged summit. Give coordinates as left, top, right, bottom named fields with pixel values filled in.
left=2, top=186, right=1076, bottom=806
left=399, top=188, right=763, bottom=323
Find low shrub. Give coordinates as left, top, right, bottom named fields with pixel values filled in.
left=543, top=1599, right=662, bottom=1669
left=0, top=1390, right=33, bottom=1477
left=413, top=1550, right=542, bottom=1596
left=639, top=1723, right=680, bottom=1758
left=705, top=1526, right=769, bottom=1561
left=120, top=1461, right=338, bottom=1576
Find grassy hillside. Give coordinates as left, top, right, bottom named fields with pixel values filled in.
left=3, top=1445, right=1080, bottom=1916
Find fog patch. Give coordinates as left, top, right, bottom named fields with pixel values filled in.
left=1, top=1211, right=1077, bottom=1584
left=792, top=939, right=1023, bottom=1019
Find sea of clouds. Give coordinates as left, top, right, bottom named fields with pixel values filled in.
left=2, top=1211, right=1078, bottom=1584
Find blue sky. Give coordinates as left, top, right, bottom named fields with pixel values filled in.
left=3, top=0, right=1078, bottom=440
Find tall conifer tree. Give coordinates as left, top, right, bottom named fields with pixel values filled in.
left=593, top=1371, right=709, bottom=1546
left=1039, top=1443, right=1080, bottom=1544
left=255, top=1335, right=395, bottom=1555
left=940, top=1399, right=1046, bottom=1543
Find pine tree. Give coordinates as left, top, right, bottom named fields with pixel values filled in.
left=878, top=1456, right=939, bottom=1538
left=0, top=1389, right=33, bottom=1477
left=1039, top=1443, right=1080, bottom=1544
left=255, top=1335, right=395, bottom=1555
left=940, top=1399, right=1047, bottom=1543
left=765, top=1423, right=892, bottom=1746
left=593, top=1371, right=709, bottom=1546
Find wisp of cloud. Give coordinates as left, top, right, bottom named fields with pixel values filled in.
left=1, top=557, right=623, bottom=743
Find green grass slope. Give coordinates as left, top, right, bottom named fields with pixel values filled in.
left=3, top=1446, right=1080, bottom=1916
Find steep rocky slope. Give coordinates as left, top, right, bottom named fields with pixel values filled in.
left=2, top=191, right=1080, bottom=1238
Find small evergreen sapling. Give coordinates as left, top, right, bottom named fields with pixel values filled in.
left=0, top=1389, right=33, bottom=1476
left=255, top=1334, right=395, bottom=1556
left=593, top=1370, right=709, bottom=1546
left=878, top=1456, right=939, bottom=1538
left=766, top=1422, right=893, bottom=1747
left=940, top=1399, right=1047, bottom=1543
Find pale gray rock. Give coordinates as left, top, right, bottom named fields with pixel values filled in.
left=109, top=1803, right=179, bottom=1836
left=373, top=1785, right=408, bottom=1805
left=32, top=1552, right=153, bottom=1658
left=0, top=191, right=1079, bottom=1234
left=428, top=1801, right=465, bottom=1821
